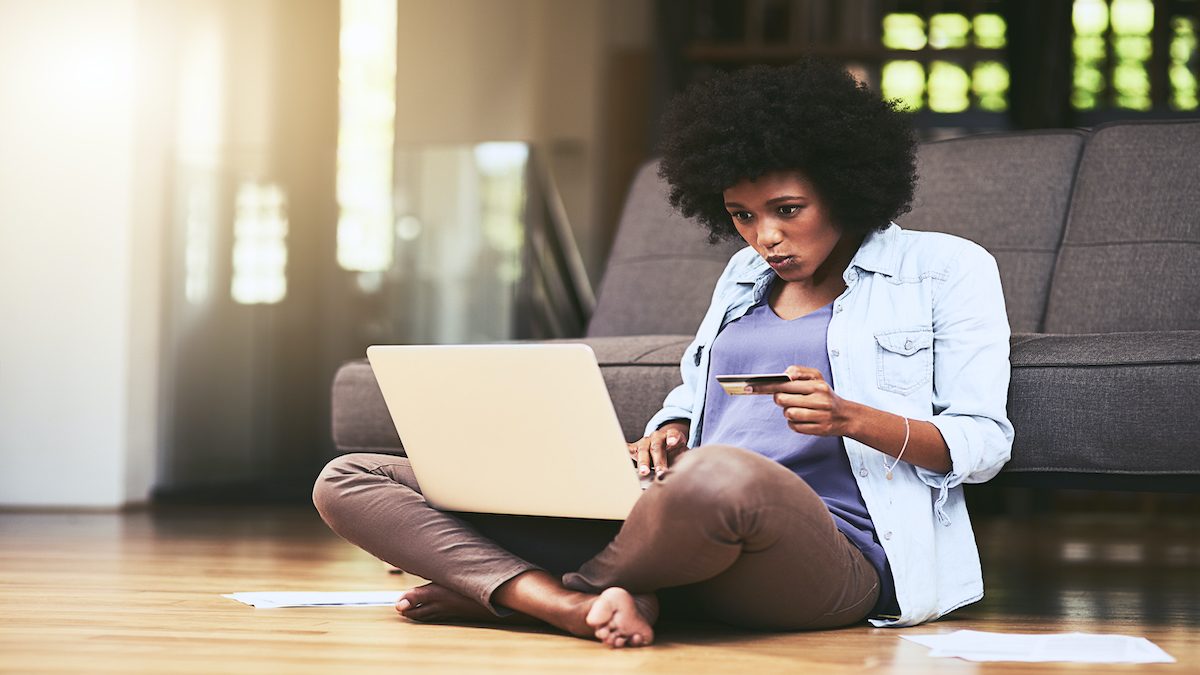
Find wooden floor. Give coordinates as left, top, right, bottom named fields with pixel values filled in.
left=1, top=504, right=1197, bottom=674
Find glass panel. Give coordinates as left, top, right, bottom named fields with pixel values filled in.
left=973, top=14, right=1007, bottom=49
left=475, top=143, right=528, bottom=284
left=1110, top=0, right=1154, bottom=35
left=929, top=14, right=970, bottom=49
left=972, top=61, right=1010, bottom=111
left=882, top=14, right=927, bottom=50
left=1074, top=0, right=1110, bottom=36
left=1171, top=17, right=1198, bottom=110
left=928, top=61, right=971, bottom=112
left=1110, top=0, right=1153, bottom=109
left=1073, top=0, right=1109, bottom=110
left=881, top=60, right=925, bottom=111
left=383, top=144, right=529, bottom=344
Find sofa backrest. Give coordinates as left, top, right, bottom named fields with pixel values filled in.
left=587, top=161, right=744, bottom=337
left=590, top=122, right=1197, bottom=338
left=1042, top=120, right=1200, bottom=333
left=899, top=131, right=1085, bottom=333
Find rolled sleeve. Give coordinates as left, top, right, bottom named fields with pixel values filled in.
left=917, top=242, right=1014, bottom=491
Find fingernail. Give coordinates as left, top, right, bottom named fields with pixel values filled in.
left=639, top=466, right=650, bottom=476
left=656, top=467, right=665, bottom=477
left=744, top=385, right=753, bottom=393
left=397, top=599, right=411, bottom=610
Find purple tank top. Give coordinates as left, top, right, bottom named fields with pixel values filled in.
left=700, top=294, right=898, bottom=616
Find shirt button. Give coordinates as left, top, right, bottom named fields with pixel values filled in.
left=831, top=349, right=840, bottom=357
left=884, top=531, right=893, bottom=541
left=835, top=305, right=843, bottom=313
left=904, top=339, right=914, bottom=350
left=859, top=468, right=868, bottom=478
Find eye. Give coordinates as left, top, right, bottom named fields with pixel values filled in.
left=728, top=210, right=753, bottom=222
left=777, top=204, right=804, bottom=216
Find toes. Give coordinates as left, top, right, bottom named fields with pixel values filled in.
left=586, top=588, right=656, bottom=648
left=402, top=603, right=440, bottom=622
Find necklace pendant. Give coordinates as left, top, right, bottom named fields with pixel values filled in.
left=885, top=470, right=893, bottom=480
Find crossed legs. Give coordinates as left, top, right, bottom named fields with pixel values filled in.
left=313, top=444, right=880, bottom=646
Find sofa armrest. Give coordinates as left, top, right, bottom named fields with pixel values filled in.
left=330, top=359, right=404, bottom=454
left=329, top=335, right=692, bottom=455
left=1006, top=331, right=1200, bottom=478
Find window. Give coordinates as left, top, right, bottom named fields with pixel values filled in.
left=1073, top=0, right=1199, bottom=112
left=1172, top=15, right=1198, bottom=109
left=230, top=182, right=288, bottom=305
left=880, top=9, right=1009, bottom=113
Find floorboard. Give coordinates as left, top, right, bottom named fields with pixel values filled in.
left=1, top=505, right=1196, bottom=673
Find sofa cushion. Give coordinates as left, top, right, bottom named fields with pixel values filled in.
left=1006, top=331, right=1200, bottom=476
left=333, top=331, right=1200, bottom=479
left=330, top=336, right=692, bottom=454
left=330, top=359, right=403, bottom=454
left=900, top=130, right=1085, bottom=333
left=1043, top=120, right=1200, bottom=333
left=587, top=161, right=744, bottom=337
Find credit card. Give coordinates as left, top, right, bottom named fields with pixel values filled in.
left=715, top=373, right=790, bottom=395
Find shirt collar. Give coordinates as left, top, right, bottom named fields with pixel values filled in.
left=734, top=222, right=902, bottom=285
left=847, top=222, right=901, bottom=278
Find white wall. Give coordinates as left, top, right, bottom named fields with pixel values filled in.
left=392, top=0, right=609, bottom=280
left=0, top=0, right=152, bottom=507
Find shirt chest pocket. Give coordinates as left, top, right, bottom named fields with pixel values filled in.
left=874, top=327, right=934, bottom=395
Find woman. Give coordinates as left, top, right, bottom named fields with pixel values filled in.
left=314, top=59, right=1013, bottom=648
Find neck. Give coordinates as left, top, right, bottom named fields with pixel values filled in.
left=815, top=232, right=865, bottom=287
left=769, top=232, right=864, bottom=314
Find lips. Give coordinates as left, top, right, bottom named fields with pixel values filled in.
left=766, top=255, right=796, bottom=268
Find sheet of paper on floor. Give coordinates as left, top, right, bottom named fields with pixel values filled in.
left=223, top=591, right=403, bottom=608
left=901, top=630, right=1174, bottom=664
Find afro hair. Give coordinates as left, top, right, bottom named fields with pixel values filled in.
left=657, top=59, right=917, bottom=243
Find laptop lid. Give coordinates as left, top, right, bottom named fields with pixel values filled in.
left=365, top=343, right=643, bottom=520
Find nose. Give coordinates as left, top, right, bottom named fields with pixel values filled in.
left=757, top=218, right=784, bottom=249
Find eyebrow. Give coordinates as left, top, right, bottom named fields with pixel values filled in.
left=724, top=195, right=808, bottom=208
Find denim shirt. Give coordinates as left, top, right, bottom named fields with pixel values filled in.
left=645, top=223, right=1014, bottom=627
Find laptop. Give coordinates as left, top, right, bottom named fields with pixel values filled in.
left=366, top=344, right=648, bottom=520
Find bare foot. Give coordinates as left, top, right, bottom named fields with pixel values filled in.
left=396, top=583, right=499, bottom=623
left=585, top=588, right=656, bottom=648
left=423, top=571, right=658, bottom=648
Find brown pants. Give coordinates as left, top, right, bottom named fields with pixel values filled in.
left=313, top=444, right=879, bottom=630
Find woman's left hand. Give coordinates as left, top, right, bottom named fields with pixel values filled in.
left=748, top=366, right=857, bottom=437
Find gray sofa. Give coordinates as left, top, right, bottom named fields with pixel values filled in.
left=331, top=120, right=1200, bottom=491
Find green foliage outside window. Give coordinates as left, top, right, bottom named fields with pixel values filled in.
left=883, top=14, right=926, bottom=50
left=882, top=60, right=925, bottom=111
left=1171, top=17, right=1198, bottom=110
left=881, top=12, right=1009, bottom=113
left=1072, top=0, right=1197, bottom=112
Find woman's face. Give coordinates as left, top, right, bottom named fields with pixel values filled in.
left=723, top=171, right=845, bottom=284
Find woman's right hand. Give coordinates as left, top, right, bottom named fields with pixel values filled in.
left=627, top=421, right=690, bottom=479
